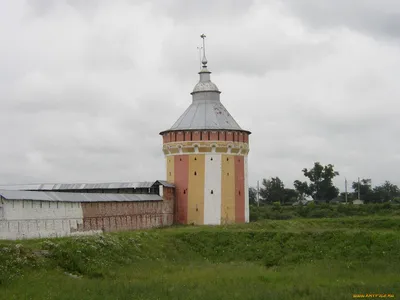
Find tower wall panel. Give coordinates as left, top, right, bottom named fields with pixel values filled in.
left=174, top=155, right=189, bottom=224
left=244, top=156, right=249, bottom=223
left=221, top=154, right=235, bottom=223
left=204, top=154, right=222, bottom=225
left=166, top=156, right=175, bottom=183
left=235, top=156, right=245, bottom=223
left=187, top=154, right=205, bottom=224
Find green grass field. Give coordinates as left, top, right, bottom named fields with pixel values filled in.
left=1, top=216, right=400, bottom=299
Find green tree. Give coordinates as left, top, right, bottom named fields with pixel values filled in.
left=249, top=187, right=257, bottom=205
left=260, top=177, right=285, bottom=205
left=294, top=180, right=309, bottom=200
left=283, top=188, right=299, bottom=205
left=352, top=178, right=373, bottom=202
left=373, top=181, right=400, bottom=202
left=297, top=162, right=340, bottom=202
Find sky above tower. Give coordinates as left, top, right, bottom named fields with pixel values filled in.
left=0, top=0, right=399, bottom=190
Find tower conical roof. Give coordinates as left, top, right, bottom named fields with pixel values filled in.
left=161, top=35, right=249, bottom=134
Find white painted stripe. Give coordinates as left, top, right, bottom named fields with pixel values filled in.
left=204, top=154, right=222, bottom=225
left=244, top=155, right=249, bottom=223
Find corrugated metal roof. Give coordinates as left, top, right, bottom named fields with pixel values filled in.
left=155, top=180, right=175, bottom=188
left=0, top=181, right=157, bottom=191
left=0, top=190, right=163, bottom=202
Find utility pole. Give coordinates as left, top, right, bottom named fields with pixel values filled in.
left=345, top=177, right=348, bottom=204
left=358, top=177, right=361, bottom=200
left=257, top=180, right=260, bottom=207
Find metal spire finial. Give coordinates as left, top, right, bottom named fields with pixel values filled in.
left=197, top=46, right=203, bottom=71
left=200, top=34, right=207, bottom=68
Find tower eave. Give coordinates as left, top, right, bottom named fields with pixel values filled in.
left=159, top=129, right=252, bottom=136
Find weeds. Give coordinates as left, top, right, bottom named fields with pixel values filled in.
left=1, top=217, right=400, bottom=299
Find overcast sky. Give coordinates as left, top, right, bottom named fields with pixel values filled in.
left=1, top=0, right=399, bottom=190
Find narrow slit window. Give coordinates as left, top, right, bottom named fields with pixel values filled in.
left=194, top=157, right=197, bottom=161
left=211, top=190, right=214, bottom=194
left=211, top=157, right=213, bottom=161
left=239, top=190, right=241, bottom=196
left=194, top=171, right=197, bottom=176
left=227, top=158, right=229, bottom=161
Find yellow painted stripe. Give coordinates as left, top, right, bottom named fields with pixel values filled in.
left=187, top=154, right=205, bottom=225
left=166, top=156, right=175, bottom=183
left=221, top=154, right=235, bottom=224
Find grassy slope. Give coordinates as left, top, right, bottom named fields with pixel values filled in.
left=1, top=216, right=400, bottom=300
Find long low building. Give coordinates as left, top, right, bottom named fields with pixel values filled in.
left=0, top=181, right=175, bottom=240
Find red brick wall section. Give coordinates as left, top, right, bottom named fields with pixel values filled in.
left=81, top=200, right=174, bottom=233
left=219, top=131, right=226, bottom=141
left=176, top=131, right=184, bottom=142
left=210, top=131, right=218, bottom=141
left=163, top=186, right=175, bottom=201
left=226, top=131, right=234, bottom=142
left=234, top=156, right=245, bottom=223
left=244, top=133, right=248, bottom=143
left=192, top=131, right=201, bottom=141
left=162, top=130, right=249, bottom=144
left=185, top=131, right=191, bottom=141
left=202, top=131, right=209, bottom=141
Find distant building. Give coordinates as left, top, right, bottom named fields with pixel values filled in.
left=353, top=199, right=364, bottom=205
left=292, top=199, right=314, bottom=206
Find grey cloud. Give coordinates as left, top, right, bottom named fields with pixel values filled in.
left=152, top=0, right=254, bottom=22
left=26, top=0, right=56, bottom=17
left=283, top=0, right=400, bottom=39
left=158, top=2, right=336, bottom=77
left=1, top=0, right=400, bottom=192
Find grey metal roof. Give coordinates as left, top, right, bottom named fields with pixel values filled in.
left=0, top=190, right=163, bottom=202
left=0, top=181, right=157, bottom=191
left=161, top=61, right=249, bottom=133
left=169, top=100, right=243, bottom=131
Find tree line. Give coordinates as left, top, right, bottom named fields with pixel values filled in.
left=249, top=162, right=400, bottom=205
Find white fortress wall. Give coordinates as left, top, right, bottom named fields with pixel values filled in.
left=0, top=199, right=83, bottom=240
